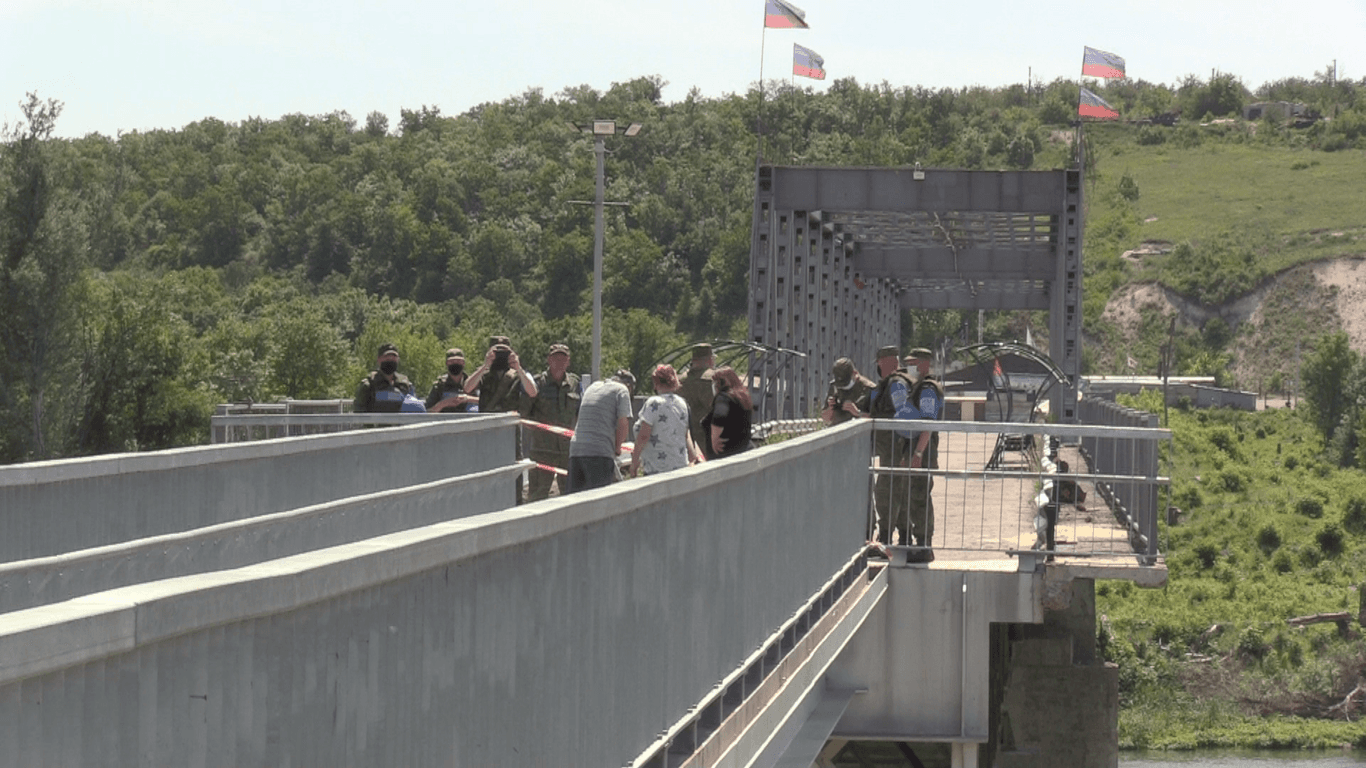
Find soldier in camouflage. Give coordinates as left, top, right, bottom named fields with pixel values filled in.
left=678, top=343, right=715, bottom=458
left=519, top=343, right=581, bottom=501
left=353, top=342, right=416, bottom=413
left=821, top=357, right=874, bottom=426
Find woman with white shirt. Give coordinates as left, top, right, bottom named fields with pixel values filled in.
left=630, top=364, right=704, bottom=477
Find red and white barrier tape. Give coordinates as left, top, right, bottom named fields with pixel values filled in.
left=520, top=419, right=632, bottom=473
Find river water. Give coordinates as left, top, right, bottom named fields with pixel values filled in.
left=1121, top=750, right=1366, bottom=766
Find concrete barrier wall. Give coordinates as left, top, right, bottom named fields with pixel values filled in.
left=0, top=416, right=517, bottom=564
left=0, top=463, right=524, bottom=615
left=0, top=422, right=871, bottom=768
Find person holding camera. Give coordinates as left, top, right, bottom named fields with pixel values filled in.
left=463, top=335, right=537, bottom=413
left=821, top=357, right=874, bottom=426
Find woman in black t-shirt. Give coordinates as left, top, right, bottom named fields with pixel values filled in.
left=706, top=366, right=753, bottom=459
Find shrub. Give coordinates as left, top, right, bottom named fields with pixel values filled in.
left=1194, top=542, right=1219, bottom=569
left=1136, top=126, right=1166, bottom=145
left=1295, top=496, right=1325, bottom=518
left=1272, top=549, right=1294, bottom=573
left=1321, top=133, right=1351, bottom=152
left=1174, top=485, right=1203, bottom=510
left=1344, top=497, right=1366, bottom=534
left=1219, top=470, right=1246, bottom=493
left=1315, top=524, right=1345, bottom=558
left=1256, top=524, right=1281, bottom=552
left=1284, top=455, right=1299, bottom=470
left=1236, top=625, right=1269, bottom=660
left=1208, top=428, right=1240, bottom=458
left=1118, top=171, right=1140, bottom=202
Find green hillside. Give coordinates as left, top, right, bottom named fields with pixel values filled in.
left=1, top=70, right=1364, bottom=461
left=1099, top=391, right=1366, bottom=750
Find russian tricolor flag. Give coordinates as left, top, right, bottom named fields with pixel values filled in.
left=793, top=43, right=825, bottom=80
left=1078, top=87, right=1119, bottom=120
left=1082, top=46, right=1126, bottom=79
left=765, top=0, right=808, bottom=28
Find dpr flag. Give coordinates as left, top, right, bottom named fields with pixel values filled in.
left=765, top=0, right=809, bottom=28
left=1082, top=46, right=1126, bottom=78
left=793, top=43, right=825, bottom=79
left=1079, top=87, right=1119, bottom=120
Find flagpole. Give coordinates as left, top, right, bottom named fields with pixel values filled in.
left=756, top=15, right=767, bottom=169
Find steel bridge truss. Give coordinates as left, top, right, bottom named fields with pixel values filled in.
left=748, top=165, right=1084, bottom=423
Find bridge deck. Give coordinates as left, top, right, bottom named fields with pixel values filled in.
left=890, top=432, right=1165, bottom=583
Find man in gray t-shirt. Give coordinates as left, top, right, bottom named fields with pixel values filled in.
left=567, top=370, right=636, bottom=493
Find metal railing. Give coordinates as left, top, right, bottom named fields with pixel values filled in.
left=867, top=419, right=1169, bottom=563
left=210, top=409, right=481, bottom=443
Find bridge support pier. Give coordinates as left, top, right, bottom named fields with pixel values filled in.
left=991, top=577, right=1118, bottom=768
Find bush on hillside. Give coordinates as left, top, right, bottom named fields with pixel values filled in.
left=1256, top=524, right=1281, bottom=552
left=1296, top=496, right=1325, bottom=518
left=1344, top=497, right=1366, bottom=534
left=1315, top=524, right=1345, bottom=558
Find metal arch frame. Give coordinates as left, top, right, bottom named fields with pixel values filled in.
left=958, top=341, right=1071, bottom=425
left=651, top=339, right=807, bottom=396
left=747, top=165, right=1084, bottom=423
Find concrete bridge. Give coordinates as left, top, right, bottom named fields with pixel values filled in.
left=0, top=404, right=1166, bottom=768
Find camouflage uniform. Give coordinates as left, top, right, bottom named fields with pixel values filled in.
left=353, top=371, right=415, bottom=413
left=425, top=373, right=474, bottom=413
left=679, top=365, right=715, bottom=458
left=519, top=368, right=581, bottom=501
left=825, top=357, right=875, bottom=426
left=905, top=374, right=944, bottom=546
left=477, top=368, right=523, bottom=414
left=869, top=367, right=917, bottom=545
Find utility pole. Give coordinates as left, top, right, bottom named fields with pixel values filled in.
left=568, top=120, right=642, bottom=381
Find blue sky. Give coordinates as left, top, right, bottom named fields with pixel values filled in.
left=3, top=0, right=1362, bottom=139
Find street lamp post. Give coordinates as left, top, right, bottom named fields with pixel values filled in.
left=591, top=130, right=606, bottom=383
left=571, top=120, right=642, bottom=382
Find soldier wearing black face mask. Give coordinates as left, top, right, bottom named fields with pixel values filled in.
left=353, top=342, right=416, bottom=413
left=426, top=348, right=476, bottom=413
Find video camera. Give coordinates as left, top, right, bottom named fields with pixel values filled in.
left=488, top=335, right=513, bottom=370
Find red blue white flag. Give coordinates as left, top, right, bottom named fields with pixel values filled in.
left=1082, top=46, right=1126, bottom=78
left=793, top=43, right=825, bottom=79
left=765, top=0, right=809, bottom=28
left=1078, top=87, right=1119, bottom=120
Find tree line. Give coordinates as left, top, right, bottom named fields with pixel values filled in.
left=2, top=70, right=1364, bottom=463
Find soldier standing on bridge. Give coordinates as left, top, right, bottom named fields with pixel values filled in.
left=904, top=348, right=944, bottom=561
left=821, top=357, right=874, bottom=426
left=463, top=335, right=537, bottom=413
left=678, top=344, right=716, bottom=458
left=520, top=343, right=580, bottom=501
left=869, top=346, right=915, bottom=555
left=425, top=348, right=477, bottom=413
left=353, top=343, right=417, bottom=413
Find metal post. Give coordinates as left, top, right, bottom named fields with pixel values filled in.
left=592, top=136, right=606, bottom=381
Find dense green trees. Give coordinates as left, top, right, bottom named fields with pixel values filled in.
left=1, top=72, right=1365, bottom=463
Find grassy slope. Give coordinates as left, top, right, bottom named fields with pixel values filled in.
left=1106, top=141, right=1366, bottom=248
left=1082, top=125, right=1366, bottom=381
left=1097, top=392, right=1366, bottom=750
